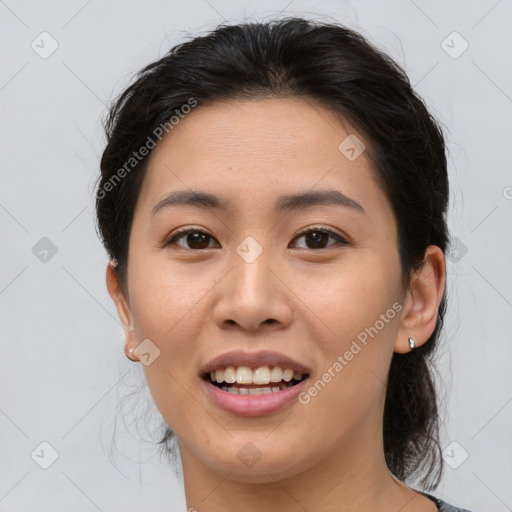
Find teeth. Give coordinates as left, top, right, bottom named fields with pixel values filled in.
left=219, top=382, right=292, bottom=395
left=236, top=366, right=253, bottom=384
left=209, top=365, right=305, bottom=385
left=270, top=367, right=283, bottom=382
left=253, top=367, right=270, bottom=385
left=224, top=366, right=236, bottom=383
left=282, top=369, right=294, bottom=382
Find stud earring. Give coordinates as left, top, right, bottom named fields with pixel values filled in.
left=125, top=346, right=139, bottom=362
left=408, top=337, right=416, bottom=350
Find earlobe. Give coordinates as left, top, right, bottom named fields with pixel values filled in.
left=124, top=345, right=139, bottom=362
left=394, top=245, right=446, bottom=354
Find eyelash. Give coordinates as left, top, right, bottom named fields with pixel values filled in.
left=163, top=226, right=348, bottom=251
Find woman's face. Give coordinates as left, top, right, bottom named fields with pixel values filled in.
left=113, top=97, right=408, bottom=482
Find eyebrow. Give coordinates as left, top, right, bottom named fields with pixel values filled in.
left=150, top=189, right=365, bottom=217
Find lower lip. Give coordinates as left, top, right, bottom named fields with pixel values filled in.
left=200, top=378, right=309, bottom=417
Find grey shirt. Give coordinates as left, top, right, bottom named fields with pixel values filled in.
left=419, top=490, right=474, bottom=512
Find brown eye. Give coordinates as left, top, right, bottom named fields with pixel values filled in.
left=291, top=228, right=347, bottom=250
left=164, top=227, right=347, bottom=251
left=166, top=229, right=218, bottom=250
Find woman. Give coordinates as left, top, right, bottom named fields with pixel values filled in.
left=95, top=17, right=473, bottom=512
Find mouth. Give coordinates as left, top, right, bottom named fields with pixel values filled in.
left=201, top=365, right=310, bottom=396
left=199, top=350, right=312, bottom=416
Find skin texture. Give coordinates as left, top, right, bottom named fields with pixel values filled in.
left=106, top=97, right=445, bottom=512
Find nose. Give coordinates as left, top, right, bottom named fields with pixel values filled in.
left=212, top=247, right=293, bottom=333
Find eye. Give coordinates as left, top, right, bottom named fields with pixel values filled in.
left=164, top=228, right=218, bottom=250
left=163, top=226, right=348, bottom=251
left=290, top=227, right=348, bottom=250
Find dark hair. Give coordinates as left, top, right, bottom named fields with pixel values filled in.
left=95, top=17, right=449, bottom=491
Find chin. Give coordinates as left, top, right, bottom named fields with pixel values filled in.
left=201, top=442, right=308, bottom=483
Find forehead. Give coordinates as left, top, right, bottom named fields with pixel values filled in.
left=149, top=96, right=363, bottom=170
left=136, top=97, right=385, bottom=218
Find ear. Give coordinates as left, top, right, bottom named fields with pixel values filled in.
left=395, top=245, right=446, bottom=353
left=106, top=263, right=138, bottom=357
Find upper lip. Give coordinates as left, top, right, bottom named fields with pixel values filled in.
left=200, top=350, right=311, bottom=376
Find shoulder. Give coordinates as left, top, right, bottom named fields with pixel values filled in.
left=419, top=491, right=474, bottom=512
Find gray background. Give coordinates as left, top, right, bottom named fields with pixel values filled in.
left=1, top=0, right=511, bottom=511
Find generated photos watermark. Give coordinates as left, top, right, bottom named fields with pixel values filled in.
left=96, top=97, right=198, bottom=200
left=298, top=301, right=403, bottom=404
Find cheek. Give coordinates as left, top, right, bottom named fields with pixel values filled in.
left=129, top=256, right=211, bottom=342
left=126, top=262, right=211, bottom=420
left=303, top=252, right=401, bottom=347
left=297, top=254, right=401, bottom=419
